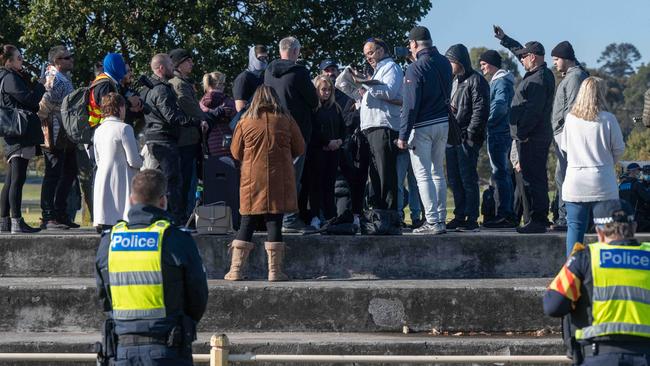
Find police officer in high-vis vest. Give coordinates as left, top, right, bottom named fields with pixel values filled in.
left=95, top=169, right=208, bottom=365
left=544, top=199, right=650, bottom=365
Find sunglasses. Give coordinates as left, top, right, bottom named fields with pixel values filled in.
left=58, top=56, right=73, bottom=60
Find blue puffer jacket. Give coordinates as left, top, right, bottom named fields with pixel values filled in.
left=487, top=69, right=515, bottom=137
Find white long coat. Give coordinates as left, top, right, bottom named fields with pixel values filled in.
left=93, top=116, right=143, bottom=226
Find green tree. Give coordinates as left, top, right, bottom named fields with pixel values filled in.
left=598, top=42, right=641, bottom=78
left=623, top=127, right=650, bottom=161
left=15, top=0, right=432, bottom=85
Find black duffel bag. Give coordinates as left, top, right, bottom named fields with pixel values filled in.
left=0, top=76, right=30, bottom=138
left=0, top=105, right=29, bottom=138
left=360, top=209, right=402, bottom=236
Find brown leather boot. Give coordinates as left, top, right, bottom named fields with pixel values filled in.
left=224, top=240, right=255, bottom=281
left=265, top=242, right=289, bottom=282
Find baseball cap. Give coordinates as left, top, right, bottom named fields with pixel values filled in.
left=319, top=59, right=338, bottom=71
left=515, top=41, right=545, bottom=57
left=593, top=199, right=635, bottom=225
left=408, top=26, right=431, bottom=41
left=627, top=162, right=641, bottom=171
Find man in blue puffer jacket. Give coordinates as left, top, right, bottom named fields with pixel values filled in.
left=479, top=50, right=516, bottom=228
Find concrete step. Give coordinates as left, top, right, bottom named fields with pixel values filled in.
left=0, top=277, right=558, bottom=333
left=0, top=231, right=629, bottom=279
left=0, top=332, right=566, bottom=366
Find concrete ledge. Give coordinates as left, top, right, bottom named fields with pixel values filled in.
left=2, top=231, right=636, bottom=279
left=0, top=278, right=557, bottom=333
left=0, top=332, right=565, bottom=366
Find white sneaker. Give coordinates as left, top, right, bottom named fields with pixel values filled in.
left=310, top=216, right=321, bottom=230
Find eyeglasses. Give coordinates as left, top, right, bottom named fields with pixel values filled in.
left=57, top=56, right=73, bottom=60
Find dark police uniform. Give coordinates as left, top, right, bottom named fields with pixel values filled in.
left=619, top=175, right=650, bottom=216
left=95, top=204, right=209, bottom=365
left=544, top=200, right=650, bottom=365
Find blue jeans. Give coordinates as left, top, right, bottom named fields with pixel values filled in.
left=565, top=201, right=597, bottom=257
left=446, top=141, right=480, bottom=222
left=283, top=154, right=306, bottom=227
left=396, top=151, right=421, bottom=222
left=487, top=134, right=513, bottom=218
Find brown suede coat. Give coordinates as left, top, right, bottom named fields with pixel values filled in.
left=231, top=110, right=305, bottom=215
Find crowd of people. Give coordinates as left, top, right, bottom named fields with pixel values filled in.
left=0, top=25, right=644, bottom=252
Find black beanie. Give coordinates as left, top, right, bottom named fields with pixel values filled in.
left=169, top=48, right=191, bottom=67
left=479, top=50, right=502, bottom=69
left=551, top=41, right=576, bottom=61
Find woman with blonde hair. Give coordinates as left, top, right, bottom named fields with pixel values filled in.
left=298, top=76, right=345, bottom=228
left=560, top=76, right=625, bottom=256
left=225, top=85, right=305, bottom=282
left=200, top=71, right=235, bottom=157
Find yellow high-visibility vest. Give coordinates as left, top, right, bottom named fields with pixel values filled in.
left=107, top=220, right=170, bottom=320
left=576, top=242, right=650, bottom=340
left=88, top=73, right=113, bottom=127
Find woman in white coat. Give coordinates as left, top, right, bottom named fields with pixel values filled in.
left=93, top=92, right=143, bottom=230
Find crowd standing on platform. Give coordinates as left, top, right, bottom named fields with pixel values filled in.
left=3, top=23, right=650, bottom=366
left=1, top=25, right=650, bottom=242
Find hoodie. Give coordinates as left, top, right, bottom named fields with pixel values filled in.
left=232, top=47, right=267, bottom=102
left=487, top=69, right=515, bottom=136
left=552, top=64, right=588, bottom=135
left=247, top=46, right=267, bottom=75
left=264, top=59, right=319, bottom=144
left=445, top=44, right=490, bottom=146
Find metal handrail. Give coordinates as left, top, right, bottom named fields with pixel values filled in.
left=0, top=334, right=573, bottom=364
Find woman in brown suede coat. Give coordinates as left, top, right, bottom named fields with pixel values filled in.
left=226, top=85, right=305, bottom=282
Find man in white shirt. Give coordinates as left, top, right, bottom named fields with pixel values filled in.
left=357, top=38, right=402, bottom=234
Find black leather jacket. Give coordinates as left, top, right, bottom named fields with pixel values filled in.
left=140, top=75, right=198, bottom=144
left=446, top=45, right=490, bottom=146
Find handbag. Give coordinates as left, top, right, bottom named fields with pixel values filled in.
left=431, top=63, right=462, bottom=146
left=0, top=77, right=29, bottom=138
left=194, top=201, right=232, bottom=235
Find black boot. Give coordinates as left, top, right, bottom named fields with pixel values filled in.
left=11, top=217, right=41, bottom=234
left=0, top=217, right=10, bottom=233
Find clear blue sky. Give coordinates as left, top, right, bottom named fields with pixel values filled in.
left=421, top=0, right=650, bottom=71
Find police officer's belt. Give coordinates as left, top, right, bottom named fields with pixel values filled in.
left=581, top=341, right=650, bottom=357
left=118, top=334, right=169, bottom=347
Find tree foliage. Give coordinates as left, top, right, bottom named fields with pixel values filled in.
left=7, top=0, right=431, bottom=84
left=598, top=42, right=642, bottom=78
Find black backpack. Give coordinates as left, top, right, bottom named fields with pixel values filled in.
left=61, top=78, right=114, bottom=144
left=481, top=185, right=497, bottom=222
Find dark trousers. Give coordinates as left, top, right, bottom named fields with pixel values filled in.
left=76, top=146, right=95, bottom=221
left=320, top=150, right=339, bottom=220
left=363, top=127, right=398, bottom=211
left=554, top=138, right=568, bottom=223
left=236, top=214, right=283, bottom=242
left=41, top=148, right=78, bottom=221
left=582, top=353, right=650, bottom=365
left=149, top=142, right=182, bottom=225
left=340, top=144, right=369, bottom=216
left=446, top=141, right=480, bottom=222
left=513, top=170, right=531, bottom=225
left=114, top=344, right=192, bottom=366
left=298, top=147, right=322, bottom=222
left=0, top=157, right=28, bottom=218
left=178, top=144, right=200, bottom=222
left=518, top=139, right=551, bottom=223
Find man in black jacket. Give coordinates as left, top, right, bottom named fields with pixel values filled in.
left=495, top=26, right=556, bottom=234
left=264, top=36, right=320, bottom=233
left=95, top=169, right=208, bottom=365
left=141, top=53, right=199, bottom=225
left=444, top=44, right=490, bottom=232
